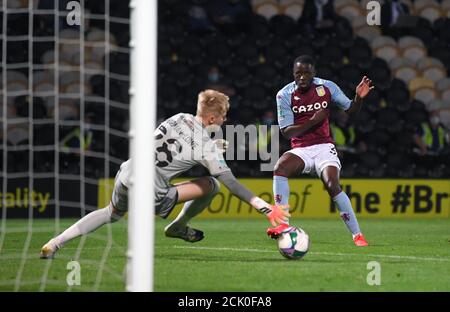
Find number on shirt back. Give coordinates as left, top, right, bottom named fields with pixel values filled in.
left=155, top=125, right=182, bottom=167
left=155, top=137, right=182, bottom=167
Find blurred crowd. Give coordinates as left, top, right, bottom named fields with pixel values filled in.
left=160, top=0, right=450, bottom=178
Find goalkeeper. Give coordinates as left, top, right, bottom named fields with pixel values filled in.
left=40, top=89, right=289, bottom=258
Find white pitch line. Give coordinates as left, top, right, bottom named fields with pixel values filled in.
left=0, top=246, right=126, bottom=252
left=314, top=251, right=450, bottom=262
left=2, top=245, right=448, bottom=263
left=172, top=245, right=450, bottom=262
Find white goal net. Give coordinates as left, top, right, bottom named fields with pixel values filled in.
left=0, top=0, right=133, bottom=291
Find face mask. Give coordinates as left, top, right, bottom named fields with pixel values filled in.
left=208, top=73, right=219, bottom=83
left=430, top=116, right=440, bottom=126
left=189, top=7, right=206, bottom=19
left=315, top=0, right=329, bottom=6
left=262, top=118, right=274, bottom=126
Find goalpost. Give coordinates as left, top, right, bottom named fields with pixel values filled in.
left=127, top=0, right=156, bottom=291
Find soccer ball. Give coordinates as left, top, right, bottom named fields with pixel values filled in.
left=277, top=226, right=310, bottom=260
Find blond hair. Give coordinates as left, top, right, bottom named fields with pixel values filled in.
left=196, top=89, right=230, bottom=117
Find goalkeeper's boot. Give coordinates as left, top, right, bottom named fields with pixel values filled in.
left=353, top=233, right=369, bottom=247
left=165, top=224, right=204, bottom=243
left=266, top=223, right=291, bottom=239
left=40, top=238, right=60, bottom=259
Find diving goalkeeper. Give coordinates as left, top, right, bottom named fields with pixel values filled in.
left=40, top=89, right=289, bottom=258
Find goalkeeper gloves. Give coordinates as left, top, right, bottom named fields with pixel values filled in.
left=213, top=139, right=229, bottom=153
left=250, top=197, right=290, bottom=226
left=266, top=204, right=290, bottom=227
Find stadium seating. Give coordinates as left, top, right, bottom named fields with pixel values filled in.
left=250, top=0, right=449, bottom=177
left=3, top=0, right=448, bottom=178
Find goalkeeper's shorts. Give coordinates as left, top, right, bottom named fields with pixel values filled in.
left=111, top=170, right=128, bottom=213
left=111, top=169, right=178, bottom=219
left=155, top=186, right=178, bottom=219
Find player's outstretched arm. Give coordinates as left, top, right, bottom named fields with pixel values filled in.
left=215, top=171, right=290, bottom=226
left=346, top=76, right=374, bottom=114
left=280, top=109, right=327, bottom=139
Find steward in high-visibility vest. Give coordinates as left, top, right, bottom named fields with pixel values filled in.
left=330, top=123, right=356, bottom=147
left=417, top=122, right=446, bottom=152
left=60, top=127, right=93, bottom=153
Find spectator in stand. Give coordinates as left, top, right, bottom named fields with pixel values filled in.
left=188, top=2, right=216, bottom=33
left=301, top=0, right=336, bottom=33
left=206, top=0, right=252, bottom=35
left=414, top=110, right=450, bottom=156
left=60, top=112, right=95, bottom=154
left=381, top=0, right=416, bottom=38
left=205, top=65, right=236, bottom=97
left=413, top=110, right=450, bottom=174
left=330, top=109, right=367, bottom=163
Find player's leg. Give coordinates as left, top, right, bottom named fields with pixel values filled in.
left=268, top=151, right=307, bottom=238
left=320, top=165, right=368, bottom=247
left=274, top=152, right=306, bottom=206
left=40, top=176, right=127, bottom=259
left=164, top=176, right=220, bottom=242
left=40, top=204, right=125, bottom=259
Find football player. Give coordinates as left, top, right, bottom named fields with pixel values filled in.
left=268, top=55, right=374, bottom=247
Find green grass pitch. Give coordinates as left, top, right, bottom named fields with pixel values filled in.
left=0, top=218, right=449, bottom=291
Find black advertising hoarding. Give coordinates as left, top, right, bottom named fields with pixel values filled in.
left=0, top=178, right=98, bottom=218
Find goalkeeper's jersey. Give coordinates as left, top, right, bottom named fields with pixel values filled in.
left=118, top=113, right=231, bottom=204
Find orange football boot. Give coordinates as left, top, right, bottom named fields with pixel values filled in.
left=353, top=233, right=369, bottom=247
left=266, top=223, right=291, bottom=239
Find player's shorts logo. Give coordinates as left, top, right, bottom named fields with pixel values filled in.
left=316, top=86, right=325, bottom=97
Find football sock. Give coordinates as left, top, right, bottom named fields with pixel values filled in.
left=273, top=175, right=290, bottom=225
left=332, top=191, right=361, bottom=236
left=55, top=205, right=121, bottom=246
left=168, top=178, right=220, bottom=230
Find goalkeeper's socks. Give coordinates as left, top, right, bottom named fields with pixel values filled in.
left=273, top=175, right=290, bottom=225
left=167, top=178, right=220, bottom=231
left=55, top=205, right=116, bottom=246
left=332, top=191, right=361, bottom=235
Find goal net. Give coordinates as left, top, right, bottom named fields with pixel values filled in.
left=0, top=0, right=134, bottom=291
